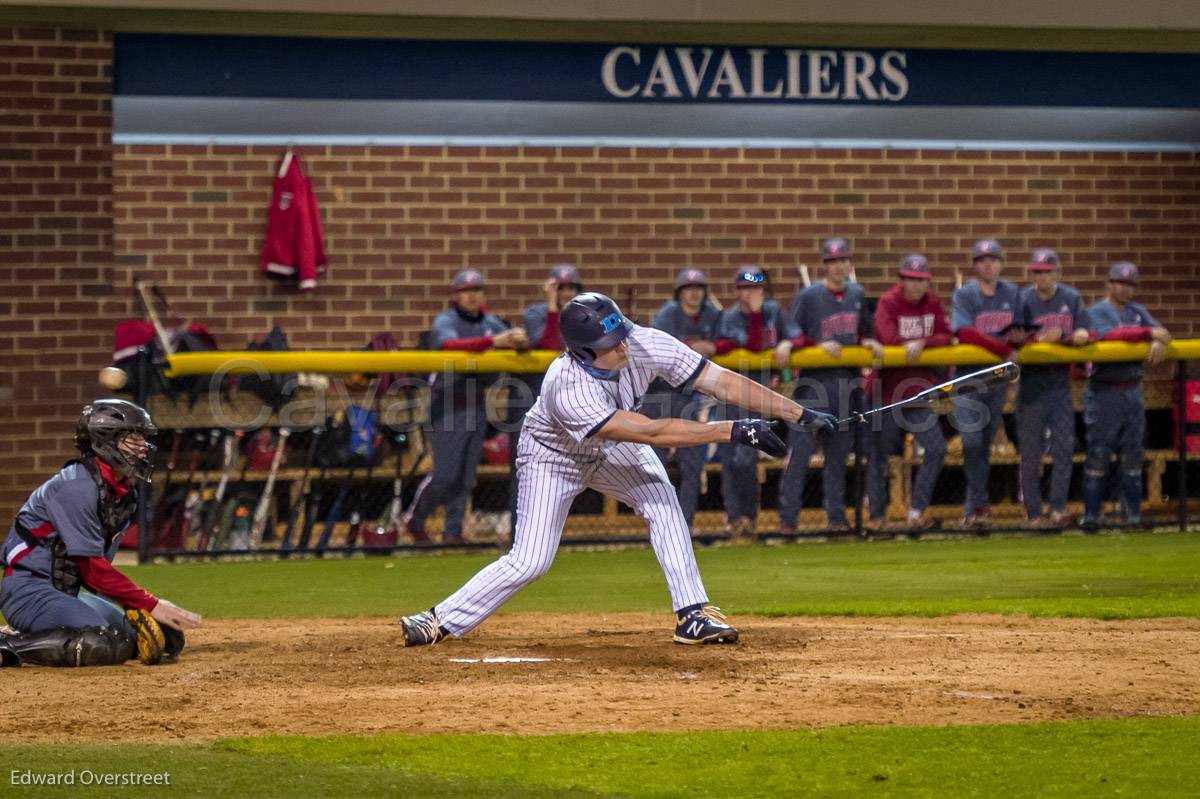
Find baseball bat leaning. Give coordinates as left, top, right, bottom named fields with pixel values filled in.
left=132, top=277, right=177, bottom=358
left=836, top=361, right=1020, bottom=426
left=799, top=263, right=811, bottom=288
left=249, top=428, right=290, bottom=549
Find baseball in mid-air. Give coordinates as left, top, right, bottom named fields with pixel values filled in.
left=98, top=366, right=128, bottom=390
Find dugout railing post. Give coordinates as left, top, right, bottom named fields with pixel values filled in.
left=1178, top=361, right=1188, bottom=533
left=135, top=346, right=151, bottom=565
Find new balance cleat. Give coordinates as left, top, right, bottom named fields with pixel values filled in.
left=673, top=605, right=739, bottom=645
left=399, top=609, right=447, bottom=647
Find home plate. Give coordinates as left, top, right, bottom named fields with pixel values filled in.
left=448, top=657, right=574, bottom=664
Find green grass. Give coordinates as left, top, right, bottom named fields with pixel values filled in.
left=120, top=532, right=1200, bottom=620
left=4, top=716, right=1199, bottom=798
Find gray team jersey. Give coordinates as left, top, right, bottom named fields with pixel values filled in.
left=786, top=283, right=869, bottom=377
left=652, top=300, right=721, bottom=343
left=717, top=299, right=786, bottom=384
left=427, top=306, right=511, bottom=412
left=1087, top=299, right=1161, bottom=384
left=521, top=325, right=706, bottom=458
left=523, top=302, right=554, bottom=346
left=3, top=462, right=124, bottom=579
left=1019, top=284, right=1088, bottom=395
left=951, top=280, right=1022, bottom=335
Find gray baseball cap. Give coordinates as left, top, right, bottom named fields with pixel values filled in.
left=1108, top=261, right=1139, bottom=284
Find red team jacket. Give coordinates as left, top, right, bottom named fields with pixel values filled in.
left=260, top=150, right=326, bottom=291
left=873, top=285, right=953, bottom=403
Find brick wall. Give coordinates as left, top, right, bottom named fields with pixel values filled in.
left=1, top=27, right=115, bottom=521
left=3, top=23, right=1199, bottom=524
left=111, top=144, right=1200, bottom=350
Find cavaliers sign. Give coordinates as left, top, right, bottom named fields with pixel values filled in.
left=601, top=47, right=908, bottom=102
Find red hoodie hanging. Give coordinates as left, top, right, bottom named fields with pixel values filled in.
left=260, top=147, right=327, bottom=291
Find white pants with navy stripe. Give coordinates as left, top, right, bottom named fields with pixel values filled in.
left=436, top=433, right=709, bottom=636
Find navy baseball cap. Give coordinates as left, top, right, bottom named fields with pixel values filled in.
left=972, top=238, right=1004, bottom=261
left=1027, top=248, right=1059, bottom=271
left=674, top=268, right=708, bottom=289
left=821, top=238, right=852, bottom=261
left=735, top=266, right=766, bottom=287
left=898, top=254, right=932, bottom=279
left=451, top=269, right=485, bottom=290
left=549, top=263, right=582, bottom=287
left=1108, top=261, right=1139, bottom=284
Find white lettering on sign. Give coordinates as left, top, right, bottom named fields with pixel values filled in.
left=602, top=47, right=909, bottom=102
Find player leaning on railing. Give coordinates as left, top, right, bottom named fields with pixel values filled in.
left=0, top=400, right=201, bottom=667
left=398, top=292, right=836, bottom=648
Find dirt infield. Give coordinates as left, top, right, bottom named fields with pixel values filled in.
left=11, top=614, right=1200, bottom=743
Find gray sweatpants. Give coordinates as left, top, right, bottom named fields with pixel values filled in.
left=409, top=405, right=490, bottom=538
left=868, top=406, right=946, bottom=518
left=954, top=387, right=1009, bottom=514
left=1017, top=386, right=1076, bottom=517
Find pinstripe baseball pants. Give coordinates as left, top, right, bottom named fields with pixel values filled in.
left=435, top=433, right=710, bottom=636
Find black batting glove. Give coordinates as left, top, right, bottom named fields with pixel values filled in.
left=730, top=419, right=788, bottom=458
left=799, top=407, right=837, bottom=434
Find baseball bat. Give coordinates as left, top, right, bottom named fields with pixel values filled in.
left=344, top=440, right=381, bottom=549
left=281, top=427, right=323, bottom=552
left=836, top=361, right=1020, bottom=425
left=183, top=429, right=220, bottom=551
left=163, top=433, right=204, bottom=551
left=132, top=277, right=177, bottom=358
left=249, top=428, right=290, bottom=549
left=199, top=431, right=237, bottom=552
left=799, top=263, right=811, bottom=288
left=212, top=431, right=250, bottom=551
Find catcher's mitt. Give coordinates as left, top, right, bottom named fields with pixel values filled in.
left=125, top=609, right=185, bottom=665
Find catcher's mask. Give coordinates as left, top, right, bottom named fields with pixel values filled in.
left=75, top=399, right=158, bottom=482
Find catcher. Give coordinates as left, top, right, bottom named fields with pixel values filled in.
left=0, top=399, right=202, bottom=667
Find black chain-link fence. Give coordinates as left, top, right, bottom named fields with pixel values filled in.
left=128, top=356, right=1199, bottom=561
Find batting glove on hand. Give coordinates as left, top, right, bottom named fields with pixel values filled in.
left=799, top=407, right=837, bottom=434
left=730, top=419, right=788, bottom=458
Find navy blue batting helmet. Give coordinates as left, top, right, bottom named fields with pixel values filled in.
left=559, top=292, right=633, bottom=365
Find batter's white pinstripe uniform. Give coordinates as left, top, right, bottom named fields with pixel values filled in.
left=436, top=325, right=711, bottom=636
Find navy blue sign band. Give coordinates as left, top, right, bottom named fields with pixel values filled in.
left=115, top=33, right=1200, bottom=108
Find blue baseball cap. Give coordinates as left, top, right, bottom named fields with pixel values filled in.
left=735, top=266, right=766, bottom=287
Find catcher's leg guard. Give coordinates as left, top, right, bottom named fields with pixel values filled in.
left=0, top=625, right=134, bottom=667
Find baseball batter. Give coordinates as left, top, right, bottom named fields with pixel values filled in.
left=774, top=238, right=882, bottom=532
left=1082, top=261, right=1171, bottom=528
left=398, top=293, right=835, bottom=646
left=1017, top=248, right=1091, bottom=528
left=645, top=268, right=723, bottom=529
left=951, top=239, right=1025, bottom=529
left=714, top=267, right=789, bottom=536
left=0, top=400, right=201, bottom=666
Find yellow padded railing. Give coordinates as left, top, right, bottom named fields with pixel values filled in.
left=165, top=339, right=1200, bottom=377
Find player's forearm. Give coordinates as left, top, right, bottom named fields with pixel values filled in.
left=596, top=414, right=732, bottom=447
left=699, top=364, right=802, bottom=423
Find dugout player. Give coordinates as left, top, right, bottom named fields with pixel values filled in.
left=714, top=267, right=790, bottom=538
left=1017, top=248, right=1091, bottom=528
left=646, top=268, right=723, bottom=529
left=774, top=238, right=882, bottom=532
left=868, top=255, right=953, bottom=531
left=1082, top=261, right=1171, bottom=529
left=0, top=400, right=201, bottom=667
left=406, top=269, right=529, bottom=545
left=951, top=239, right=1026, bottom=529
left=398, top=293, right=836, bottom=647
